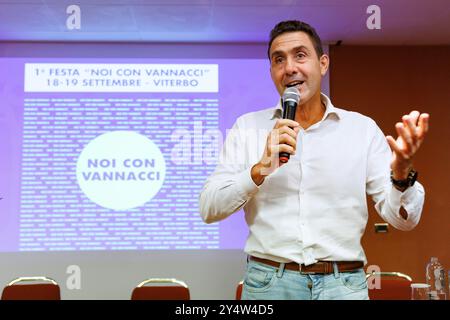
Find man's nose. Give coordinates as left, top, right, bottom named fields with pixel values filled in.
left=284, top=57, right=297, bottom=75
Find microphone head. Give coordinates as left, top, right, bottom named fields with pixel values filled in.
left=282, top=86, right=300, bottom=105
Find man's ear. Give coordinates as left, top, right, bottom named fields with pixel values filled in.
left=319, top=54, right=329, bottom=76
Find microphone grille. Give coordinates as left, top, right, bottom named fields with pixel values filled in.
left=282, top=87, right=300, bottom=104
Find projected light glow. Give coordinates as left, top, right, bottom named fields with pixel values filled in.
left=0, top=58, right=278, bottom=252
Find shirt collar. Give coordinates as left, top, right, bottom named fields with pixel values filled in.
left=270, top=93, right=343, bottom=121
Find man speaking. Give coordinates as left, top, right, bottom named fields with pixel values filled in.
left=199, top=20, right=429, bottom=300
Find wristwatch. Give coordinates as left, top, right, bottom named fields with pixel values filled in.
left=391, top=169, right=418, bottom=191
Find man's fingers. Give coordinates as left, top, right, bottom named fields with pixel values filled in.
left=386, top=136, right=399, bottom=152
left=417, top=113, right=430, bottom=139
left=269, top=132, right=297, bottom=149
left=409, top=111, right=421, bottom=141
left=389, top=111, right=429, bottom=163
left=262, top=119, right=301, bottom=174
left=402, top=115, right=418, bottom=145
left=396, top=123, right=412, bottom=148
left=274, top=119, right=299, bottom=129
left=409, top=110, right=420, bottom=124
left=394, top=124, right=413, bottom=158
left=277, top=126, right=299, bottom=139
left=279, top=133, right=297, bottom=150
left=271, top=144, right=295, bottom=155
left=386, top=135, right=406, bottom=158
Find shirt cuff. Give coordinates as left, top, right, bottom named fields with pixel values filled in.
left=235, top=167, right=260, bottom=199
left=400, top=183, right=421, bottom=212
left=388, top=183, right=419, bottom=219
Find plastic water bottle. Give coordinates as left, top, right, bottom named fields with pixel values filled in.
left=426, top=257, right=447, bottom=300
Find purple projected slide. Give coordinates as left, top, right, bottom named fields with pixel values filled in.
left=0, top=58, right=278, bottom=252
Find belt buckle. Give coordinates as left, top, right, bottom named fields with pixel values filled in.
left=299, top=264, right=316, bottom=275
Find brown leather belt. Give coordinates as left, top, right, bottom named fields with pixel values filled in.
left=250, top=256, right=364, bottom=274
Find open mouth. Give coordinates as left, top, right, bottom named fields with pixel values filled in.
left=286, top=81, right=304, bottom=88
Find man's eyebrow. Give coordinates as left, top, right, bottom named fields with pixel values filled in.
left=270, top=45, right=310, bottom=59
left=270, top=50, right=285, bottom=59
left=291, top=45, right=310, bottom=53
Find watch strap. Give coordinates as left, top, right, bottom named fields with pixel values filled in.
left=391, top=169, right=418, bottom=190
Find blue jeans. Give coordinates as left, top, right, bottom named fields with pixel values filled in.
left=241, top=259, right=369, bottom=300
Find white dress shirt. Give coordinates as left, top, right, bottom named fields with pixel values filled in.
left=199, top=93, right=425, bottom=265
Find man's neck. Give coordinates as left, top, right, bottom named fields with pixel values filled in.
left=294, top=92, right=325, bottom=129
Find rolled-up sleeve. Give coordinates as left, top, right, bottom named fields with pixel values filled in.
left=199, top=118, right=259, bottom=224
left=366, top=120, right=425, bottom=231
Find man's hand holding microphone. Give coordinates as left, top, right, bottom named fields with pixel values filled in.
left=251, top=87, right=300, bottom=186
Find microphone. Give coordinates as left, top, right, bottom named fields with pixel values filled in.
left=279, top=86, right=300, bottom=163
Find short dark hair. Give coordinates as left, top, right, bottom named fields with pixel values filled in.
left=268, top=20, right=324, bottom=59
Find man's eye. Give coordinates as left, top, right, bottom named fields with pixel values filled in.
left=274, top=57, right=284, bottom=64
left=296, top=52, right=306, bottom=59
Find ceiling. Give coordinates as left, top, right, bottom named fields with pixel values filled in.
left=0, top=0, right=449, bottom=45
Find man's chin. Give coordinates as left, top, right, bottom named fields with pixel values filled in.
left=298, top=90, right=319, bottom=108
left=298, top=89, right=309, bottom=103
